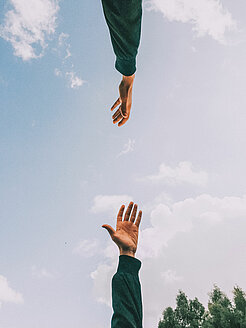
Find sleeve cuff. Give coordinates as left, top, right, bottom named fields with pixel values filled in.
left=115, top=57, right=136, bottom=76
left=117, top=255, right=141, bottom=275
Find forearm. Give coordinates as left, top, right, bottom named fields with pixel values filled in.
left=111, top=255, right=143, bottom=328
left=101, top=0, right=142, bottom=76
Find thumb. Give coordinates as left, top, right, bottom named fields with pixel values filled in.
left=102, top=224, right=115, bottom=238
left=119, top=104, right=128, bottom=119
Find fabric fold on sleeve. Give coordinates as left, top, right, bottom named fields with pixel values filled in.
left=101, top=0, right=142, bottom=76
left=111, top=255, right=143, bottom=328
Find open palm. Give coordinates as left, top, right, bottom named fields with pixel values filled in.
left=102, top=202, right=142, bottom=255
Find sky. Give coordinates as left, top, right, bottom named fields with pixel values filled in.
left=0, top=0, right=246, bottom=327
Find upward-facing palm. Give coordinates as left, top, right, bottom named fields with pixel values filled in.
left=102, top=202, right=142, bottom=255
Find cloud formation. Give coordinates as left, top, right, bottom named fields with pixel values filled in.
left=90, top=263, right=114, bottom=307
left=117, top=139, right=135, bottom=157
left=73, top=239, right=100, bottom=258
left=58, top=32, right=71, bottom=59
left=161, top=269, right=183, bottom=284
left=54, top=32, right=84, bottom=89
left=141, top=161, right=208, bottom=187
left=0, top=0, right=59, bottom=60
left=139, top=193, right=236, bottom=258
left=65, top=71, right=84, bottom=89
left=91, top=194, right=132, bottom=214
left=147, top=0, right=237, bottom=44
left=0, top=275, right=23, bottom=307
left=31, top=266, right=54, bottom=279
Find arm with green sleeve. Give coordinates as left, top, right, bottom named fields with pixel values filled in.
left=102, top=201, right=143, bottom=328
left=112, top=255, right=142, bottom=328
left=101, top=0, right=143, bottom=76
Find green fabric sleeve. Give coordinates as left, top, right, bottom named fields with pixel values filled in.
left=101, top=0, right=142, bottom=76
left=111, top=255, right=143, bottom=328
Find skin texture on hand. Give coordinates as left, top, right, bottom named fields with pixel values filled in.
left=102, top=202, right=142, bottom=257
left=111, top=74, right=135, bottom=127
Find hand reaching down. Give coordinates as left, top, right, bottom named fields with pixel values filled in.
left=102, top=202, right=142, bottom=257
left=111, top=74, right=135, bottom=127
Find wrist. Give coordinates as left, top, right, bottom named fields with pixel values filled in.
left=119, top=249, right=136, bottom=258
left=122, top=74, right=135, bottom=85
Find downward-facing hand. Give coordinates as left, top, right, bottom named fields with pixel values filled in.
left=110, top=75, right=135, bottom=127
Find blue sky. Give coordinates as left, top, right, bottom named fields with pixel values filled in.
left=1, top=0, right=246, bottom=327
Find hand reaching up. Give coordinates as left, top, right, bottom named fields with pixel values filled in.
left=110, top=74, right=135, bottom=127
left=102, top=202, right=142, bottom=257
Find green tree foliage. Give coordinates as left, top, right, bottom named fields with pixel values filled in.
left=158, top=291, right=206, bottom=328
left=159, top=286, right=246, bottom=328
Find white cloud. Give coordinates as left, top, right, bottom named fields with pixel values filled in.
left=54, top=33, right=85, bottom=89
left=31, top=266, right=54, bottom=279
left=161, top=269, right=183, bottom=283
left=138, top=193, right=246, bottom=258
left=91, top=194, right=132, bottom=214
left=0, top=3, right=85, bottom=87
left=65, top=71, right=84, bottom=89
left=146, top=0, right=237, bottom=44
left=141, top=161, right=208, bottom=187
left=0, top=0, right=59, bottom=61
left=54, top=68, right=84, bottom=89
left=90, top=193, right=246, bottom=327
left=90, top=263, right=115, bottom=306
left=0, top=275, right=23, bottom=307
left=73, top=239, right=99, bottom=258
left=58, top=32, right=71, bottom=59
left=117, top=139, right=135, bottom=157
left=54, top=68, right=62, bottom=77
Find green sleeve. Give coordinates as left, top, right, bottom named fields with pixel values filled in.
left=101, top=0, right=142, bottom=76
left=111, top=255, right=143, bottom=328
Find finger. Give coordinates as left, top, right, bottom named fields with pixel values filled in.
left=111, top=98, right=121, bottom=111
left=102, top=224, right=116, bottom=238
left=135, top=210, right=142, bottom=227
left=117, top=205, right=125, bottom=223
left=112, top=108, right=121, bottom=120
left=113, top=111, right=123, bottom=125
left=118, top=117, right=129, bottom=127
left=130, top=204, right=138, bottom=222
left=124, top=202, right=134, bottom=221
